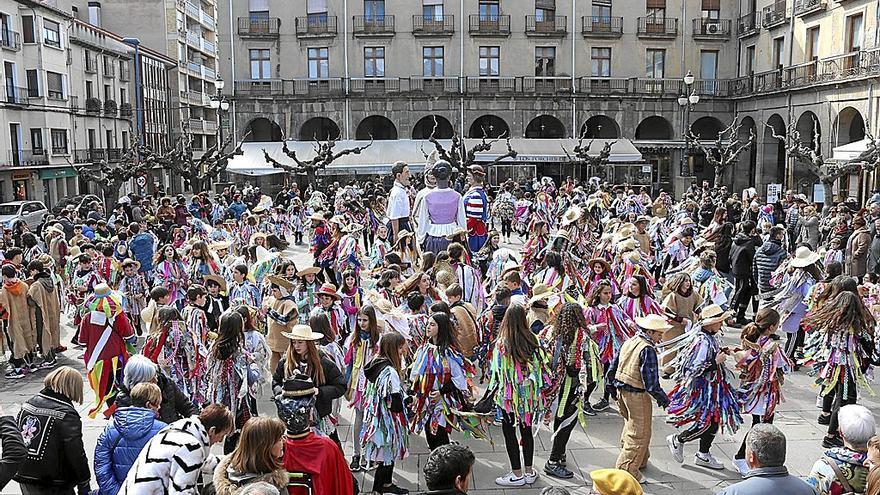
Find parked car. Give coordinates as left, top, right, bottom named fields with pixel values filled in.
left=0, top=201, right=49, bottom=230
left=51, top=194, right=101, bottom=217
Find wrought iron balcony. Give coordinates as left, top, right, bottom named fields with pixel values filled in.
left=464, top=76, right=516, bottom=94
left=636, top=17, right=678, bottom=38
left=692, top=18, right=731, bottom=39
left=737, top=12, right=760, bottom=37
left=352, top=15, right=395, bottom=36
left=581, top=16, right=623, bottom=37
left=5, top=86, right=29, bottom=106
left=295, top=16, right=338, bottom=38
left=525, top=15, right=567, bottom=37
left=468, top=15, right=511, bottom=36
left=762, top=1, right=788, bottom=28
left=578, top=77, right=629, bottom=94
left=522, top=76, right=573, bottom=94
left=794, top=0, right=826, bottom=17
left=238, top=17, right=280, bottom=38
left=0, top=31, right=20, bottom=51
left=412, top=15, right=454, bottom=36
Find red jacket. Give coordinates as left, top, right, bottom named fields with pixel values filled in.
left=78, top=311, right=133, bottom=365
left=283, top=433, right=353, bottom=495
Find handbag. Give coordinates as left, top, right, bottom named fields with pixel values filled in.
left=473, top=384, right=498, bottom=415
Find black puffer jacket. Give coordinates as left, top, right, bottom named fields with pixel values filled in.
left=14, top=388, right=91, bottom=492
left=273, top=352, right=346, bottom=419
left=729, top=233, right=758, bottom=277
left=114, top=372, right=198, bottom=424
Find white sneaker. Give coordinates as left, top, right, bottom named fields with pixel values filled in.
left=667, top=434, right=684, bottom=463
left=524, top=470, right=539, bottom=484
left=732, top=458, right=750, bottom=476
left=495, top=472, right=526, bottom=487
left=695, top=452, right=724, bottom=470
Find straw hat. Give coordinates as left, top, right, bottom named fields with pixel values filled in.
left=121, top=258, right=140, bottom=271
left=296, top=266, right=321, bottom=278
left=435, top=270, right=456, bottom=288
left=397, top=229, right=414, bottom=239
left=528, top=283, right=556, bottom=305
left=790, top=245, right=821, bottom=268
left=446, top=227, right=468, bottom=240
left=281, top=324, right=324, bottom=341
left=280, top=372, right=319, bottom=397
left=590, top=469, right=643, bottom=495
left=267, top=275, right=295, bottom=292
left=588, top=258, right=612, bottom=274
left=699, top=304, right=732, bottom=326
left=635, top=215, right=650, bottom=224
left=561, top=205, right=583, bottom=226
left=210, top=240, right=232, bottom=251
left=344, top=223, right=364, bottom=234
left=44, top=224, right=65, bottom=236
left=202, top=274, right=227, bottom=292
left=316, top=283, right=341, bottom=300
left=678, top=217, right=696, bottom=226
left=634, top=314, right=673, bottom=332
left=93, top=283, right=112, bottom=298
left=308, top=212, right=326, bottom=222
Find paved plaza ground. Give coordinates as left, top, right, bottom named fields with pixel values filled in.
left=1, top=241, right=874, bottom=495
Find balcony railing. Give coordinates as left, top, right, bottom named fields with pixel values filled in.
left=412, top=15, right=454, bottom=36
left=633, top=78, right=683, bottom=95
left=234, top=79, right=283, bottom=95
left=522, top=76, right=574, bottom=94
left=5, top=86, right=29, bottom=105
left=578, top=77, right=629, bottom=94
left=188, top=118, right=205, bottom=131
left=762, top=1, right=788, bottom=28
left=738, top=12, right=760, bottom=37
left=295, top=16, right=338, bottom=37
left=350, top=77, right=405, bottom=94
left=352, top=15, right=395, bottom=36
left=525, top=15, right=567, bottom=37
left=11, top=150, right=49, bottom=166
left=464, top=76, right=516, bottom=93
left=73, top=148, right=123, bottom=163
left=786, top=60, right=819, bottom=86
left=692, top=18, right=731, bottom=39
left=409, top=76, right=460, bottom=94
left=581, top=16, right=623, bottom=37
left=794, top=0, right=826, bottom=17
left=636, top=17, right=678, bottom=38
left=468, top=15, right=511, bottom=36
left=0, top=31, right=20, bottom=51
left=291, top=78, right=346, bottom=96
left=238, top=17, right=280, bottom=37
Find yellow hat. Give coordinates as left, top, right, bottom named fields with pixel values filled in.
left=590, top=469, right=642, bottom=495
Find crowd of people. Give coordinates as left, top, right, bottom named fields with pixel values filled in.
left=2, top=160, right=880, bottom=495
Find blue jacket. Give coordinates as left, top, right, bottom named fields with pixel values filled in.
left=228, top=201, right=247, bottom=219
left=128, top=232, right=156, bottom=274
left=94, top=407, right=166, bottom=495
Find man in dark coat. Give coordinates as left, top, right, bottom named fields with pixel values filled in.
left=730, top=221, right=760, bottom=326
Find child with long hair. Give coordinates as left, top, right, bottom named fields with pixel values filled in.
left=660, top=272, right=703, bottom=375
left=732, top=308, right=791, bottom=475
left=802, top=291, right=876, bottom=448
left=768, top=247, right=823, bottom=361
left=489, top=304, right=553, bottom=487
left=584, top=279, right=634, bottom=412
left=582, top=258, right=620, bottom=299
left=274, top=321, right=346, bottom=446
left=339, top=269, right=365, bottom=335
left=361, top=332, right=410, bottom=495
left=344, top=305, right=382, bottom=472
left=393, top=230, right=420, bottom=276
left=619, top=274, right=663, bottom=320
left=377, top=269, right=403, bottom=308
left=152, top=244, right=187, bottom=307
left=212, top=416, right=288, bottom=494
left=542, top=302, right=600, bottom=479
left=143, top=306, right=200, bottom=401
left=187, top=240, right=219, bottom=286
left=532, top=251, right=572, bottom=293
left=409, top=312, right=477, bottom=450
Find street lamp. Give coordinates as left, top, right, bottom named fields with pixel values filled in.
left=210, top=78, right=230, bottom=151
left=678, top=70, right=700, bottom=177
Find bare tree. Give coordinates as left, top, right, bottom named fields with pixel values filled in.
left=767, top=117, right=880, bottom=211
left=263, top=133, right=373, bottom=184
left=689, top=120, right=755, bottom=187
left=562, top=129, right=615, bottom=179
left=73, top=139, right=165, bottom=210
left=166, top=126, right=251, bottom=193
left=423, top=116, right=517, bottom=174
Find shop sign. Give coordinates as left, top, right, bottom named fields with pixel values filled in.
left=38, top=168, right=77, bottom=180
left=12, top=171, right=31, bottom=181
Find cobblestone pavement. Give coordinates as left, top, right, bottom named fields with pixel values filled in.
left=1, top=241, right=874, bottom=495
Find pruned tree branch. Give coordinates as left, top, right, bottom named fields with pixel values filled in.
left=264, top=133, right=373, bottom=181
left=689, top=119, right=754, bottom=185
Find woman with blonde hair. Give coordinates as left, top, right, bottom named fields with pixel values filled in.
left=14, top=366, right=92, bottom=495
left=212, top=416, right=288, bottom=495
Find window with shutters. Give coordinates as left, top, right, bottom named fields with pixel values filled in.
left=43, top=19, right=60, bottom=47
left=46, top=71, right=63, bottom=99
left=646, top=0, right=665, bottom=19
left=591, top=48, right=611, bottom=77
left=21, top=16, right=34, bottom=43
left=592, top=0, right=611, bottom=18
left=25, top=69, right=38, bottom=97
left=307, top=0, right=327, bottom=23
left=249, top=49, right=270, bottom=79
left=535, top=47, right=555, bottom=76
left=536, top=0, right=554, bottom=21
left=308, top=47, right=329, bottom=78
left=31, top=128, right=43, bottom=154
left=701, top=0, right=719, bottom=19
left=479, top=0, right=499, bottom=20
left=50, top=129, right=67, bottom=154
left=423, top=46, right=444, bottom=76
left=364, top=46, right=385, bottom=77
left=423, top=0, right=443, bottom=20
left=249, top=0, right=268, bottom=21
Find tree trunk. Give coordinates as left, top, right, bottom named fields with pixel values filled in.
left=714, top=166, right=724, bottom=189
left=306, top=168, right=316, bottom=187
left=821, top=179, right=835, bottom=215
left=102, top=185, right=120, bottom=212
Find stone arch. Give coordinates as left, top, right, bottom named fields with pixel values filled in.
left=796, top=110, right=821, bottom=152
left=690, top=116, right=725, bottom=140
left=580, top=115, right=620, bottom=138
left=635, top=115, right=673, bottom=140
left=356, top=115, right=398, bottom=140
left=299, top=117, right=340, bottom=141
left=525, top=115, right=566, bottom=138
left=468, top=114, right=510, bottom=138
left=833, top=107, right=866, bottom=146
left=412, top=115, right=455, bottom=139
left=762, top=114, right=786, bottom=187
left=244, top=117, right=283, bottom=142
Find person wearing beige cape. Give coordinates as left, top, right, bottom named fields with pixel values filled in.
left=263, top=275, right=299, bottom=372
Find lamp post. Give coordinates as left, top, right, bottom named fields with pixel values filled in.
left=209, top=78, right=229, bottom=151
left=677, top=70, right=700, bottom=177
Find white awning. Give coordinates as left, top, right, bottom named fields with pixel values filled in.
left=226, top=138, right=643, bottom=176
left=832, top=138, right=880, bottom=161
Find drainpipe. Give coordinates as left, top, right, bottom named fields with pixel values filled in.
left=785, top=1, right=796, bottom=191
left=459, top=0, right=464, bottom=138
left=571, top=0, right=576, bottom=137
left=227, top=0, right=236, bottom=139
left=680, top=0, right=686, bottom=78
left=343, top=0, right=350, bottom=140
